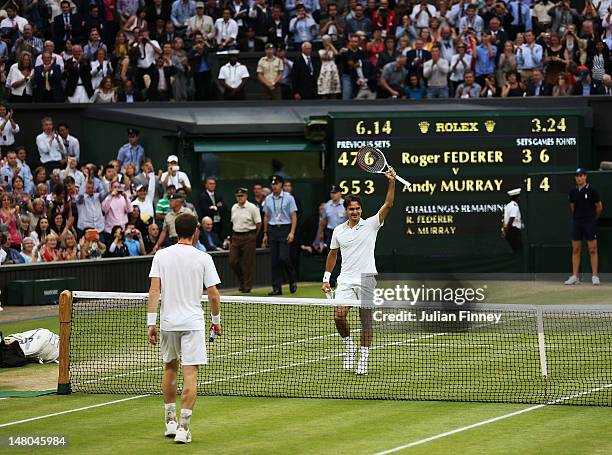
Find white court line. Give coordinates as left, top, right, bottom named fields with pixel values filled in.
left=373, top=383, right=612, bottom=455
left=0, top=395, right=149, bottom=428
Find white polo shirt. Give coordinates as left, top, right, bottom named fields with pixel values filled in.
left=503, top=201, right=522, bottom=229
left=149, top=243, right=221, bottom=331
left=219, top=62, right=249, bottom=89
left=330, top=213, right=383, bottom=286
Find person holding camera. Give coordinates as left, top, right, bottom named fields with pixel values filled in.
left=101, top=180, right=132, bottom=242
left=161, top=154, right=191, bottom=192
left=124, top=222, right=147, bottom=256
left=105, top=225, right=129, bottom=257
left=132, top=29, right=162, bottom=95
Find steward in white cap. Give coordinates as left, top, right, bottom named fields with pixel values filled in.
left=502, top=188, right=523, bottom=253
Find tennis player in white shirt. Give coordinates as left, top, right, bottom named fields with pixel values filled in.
left=147, top=213, right=222, bottom=444
left=322, top=168, right=396, bottom=375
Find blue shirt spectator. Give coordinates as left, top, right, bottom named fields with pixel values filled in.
left=475, top=36, right=497, bottom=76
left=508, top=0, right=532, bottom=29
left=289, top=7, right=318, bottom=45
left=1, top=151, right=34, bottom=194
left=345, top=5, right=373, bottom=39
left=323, top=197, right=346, bottom=230
left=171, top=0, right=197, bottom=27
left=517, top=33, right=543, bottom=70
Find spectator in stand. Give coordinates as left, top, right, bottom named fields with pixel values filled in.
left=65, top=45, right=94, bottom=103
left=345, top=3, right=372, bottom=39
left=257, top=43, right=284, bottom=100
left=380, top=53, right=407, bottom=98
left=501, top=71, right=527, bottom=96
left=61, top=231, right=80, bottom=260
left=133, top=30, right=162, bottom=96
left=83, top=28, right=107, bottom=61
left=571, top=68, right=604, bottom=95
left=353, top=57, right=377, bottom=99
left=39, top=232, right=63, bottom=262
left=199, top=216, right=223, bottom=251
left=116, top=128, right=144, bottom=172
left=290, top=4, right=319, bottom=49
left=118, top=79, right=144, bottom=102
left=90, top=47, right=114, bottom=90
left=526, top=68, right=552, bottom=96
left=105, top=225, right=129, bottom=257
left=548, top=0, right=580, bottom=35
left=589, top=40, right=610, bottom=83
left=36, top=117, right=65, bottom=175
left=1, top=5, right=29, bottom=34
left=423, top=45, right=450, bottom=98
left=161, top=154, right=191, bottom=192
left=13, top=24, right=43, bottom=62
left=317, top=35, right=341, bottom=98
left=214, top=8, right=239, bottom=50
left=60, top=157, right=85, bottom=191
left=377, top=36, right=399, bottom=72
left=239, top=26, right=265, bottom=52
left=404, top=72, right=426, bottom=99
left=199, top=176, right=224, bottom=237
left=101, top=180, right=131, bottom=237
left=276, top=45, right=293, bottom=99
left=320, top=3, right=344, bottom=45
left=143, top=222, right=161, bottom=253
left=406, top=38, right=431, bottom=79
left=187, top=2, right=215, bottom=40
left=533, top=0, right=554, bottom=35
left=507, top=0, right=531, bottom=40
left=291, top=41, right=319, bottom=99
left=56, top=122, right=80, bottom=164
left=218, top=50, right=250, bottom=100
left=20, top=236, right=37, bottom=263
left=0, top=232, right=25, bottom=264
left=458, top=5, right=484, bottom=39
left=517, top=30, right=544, bottom=82
left=33, top=51, right=65, bottom=103
left=497, top=40, right=517, bottom=86
left=474, top=31, right=497, bottom=86
left=0, top=105, right=18, bottom=156
left=132, top=176, right=157, bottom=222
left=0, top=193, right=22, bottom=250
left=91, top=76, right=118, bottom=103
left=395, top=14, right=417, bottom=44
left=455, top=70, right=482, bottom=98
left=6, top=51, right=34, bottom=103
left=171, top=0, right=196, bottom=32
left=76, top=179, right=107, bottom=240
left=156, top=184, right=176, bottom=222
left=124, top=223, right=146, bottom=256
left=31, top=215, right=50, bottom=246
left=481, top=73, right=499, bottom=97
left=189, top=32, right=213, bottom=101
left=1, top=151, right=33, bottom=194
left=603, top=74, right=612, bottom=96
left=411, top=0, right=437, bottom=29
left=449, top=43, right=471, bottom=96
left=79, top=228, right=106, bottom=259
left=339, top=35, right=365, bottom=100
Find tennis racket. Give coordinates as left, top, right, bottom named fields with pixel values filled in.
left=356, top=146, right=411, bottom=187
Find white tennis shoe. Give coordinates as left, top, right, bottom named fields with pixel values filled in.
left=592, top=276, right=601, bottom=286
left=356, top=357, right=368, bottom=375
left=174, top=428, right=192, bottom=444
left=164, top=420, right=178, bottom=437
left=343, top=344, right=357, bottom=370
left=564, top=275, right=580, bottom=285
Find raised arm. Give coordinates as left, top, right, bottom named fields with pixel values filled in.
left=378, top=167, right=396, bottom=224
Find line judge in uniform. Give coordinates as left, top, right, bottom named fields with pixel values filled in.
left=565, top=168, right=603, bottom=286
left=262, top=174, right=298, bottom=295
left=229, top=187, right=261, bottom=293
left=318, top=184, right=347, bottom=285
left=502, top=188, right=523, bottom=253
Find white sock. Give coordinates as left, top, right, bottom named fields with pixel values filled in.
left=164, top=403, right=176, bottom=423
left=180, top=409, right=192, bottom=430
left=360, top=346, right=369, bottom=360
left=343, top=336, right=355, bottom=350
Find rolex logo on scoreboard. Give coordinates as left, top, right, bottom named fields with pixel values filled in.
left=418, top=121, right=431, bottom=134
left=484, top=120, right=496, bottom=133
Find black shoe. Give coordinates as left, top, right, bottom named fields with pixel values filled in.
left=238, top=287, right=244, bottom=292
left=290, top=283, right=298, bottom=294
left=268, top=290, right=282, bottom=296
left=241, top=288, right=251, bottom=293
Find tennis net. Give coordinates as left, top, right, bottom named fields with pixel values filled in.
left=58, top=291, right=612, bottom=406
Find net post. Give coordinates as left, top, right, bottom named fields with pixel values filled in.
left=57, top=290, right=73, bottom=395
left=535, top=306, right=548, bottom=379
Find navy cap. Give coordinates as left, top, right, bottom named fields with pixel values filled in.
left=575, top=168, right=587, bottom=175
left=330, top=184, right=341, bottom=193
left=169, top=192, right=184, bottom=200
left=270, top=175, right=284, bottom=185
left=127, top=128, right=139, bottom=136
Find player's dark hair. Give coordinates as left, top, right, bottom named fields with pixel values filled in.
left=344, top=195, right=362, bottom=209
left=175, top=213, right=198, bottom=239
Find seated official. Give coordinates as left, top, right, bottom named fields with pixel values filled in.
left=199, top=216, right=223, bottom=251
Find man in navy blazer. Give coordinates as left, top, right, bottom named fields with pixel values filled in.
left=34, top=52, right=65, bottom=102
left=199, top=216, right=223, bottom=251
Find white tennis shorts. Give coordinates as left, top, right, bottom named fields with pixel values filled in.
left=160, top=330, right=208, bottom=365
left=335, top=275, right=377, bottom=303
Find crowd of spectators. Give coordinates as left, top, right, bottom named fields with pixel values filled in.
left=0, top=111, right=248, bottom=264
left=0, top=0, right=609, bottom=102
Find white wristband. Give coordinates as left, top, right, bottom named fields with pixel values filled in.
left=211, top=313, right=221, bottom=325
left=323, top=271, right=331, bottom=283
left=147, top=313, right=157, bottom=326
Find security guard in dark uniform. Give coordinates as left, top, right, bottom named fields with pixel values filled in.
left=262, top=175, right=298, bottom=295
left=565, top=168, right=603, bottom=286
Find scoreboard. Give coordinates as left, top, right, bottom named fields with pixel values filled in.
left=327, top=111, right=591, bottom=266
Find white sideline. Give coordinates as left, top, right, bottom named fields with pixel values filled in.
left=0, top=395, right=149, bottom=428
left=373, top=383, right=612, bottom=454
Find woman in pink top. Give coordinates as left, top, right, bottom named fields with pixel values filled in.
left=0, top=194, right=22, bottom=250
left=101, top=180, right=131, bottom=235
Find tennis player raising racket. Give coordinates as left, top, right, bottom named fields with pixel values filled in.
left=322, top=167, right=396, bottom=375
left=147, top=213, right=222, bottom=444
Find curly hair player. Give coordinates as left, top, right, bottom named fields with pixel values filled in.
left=321, top=168, right=396, bottom=375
